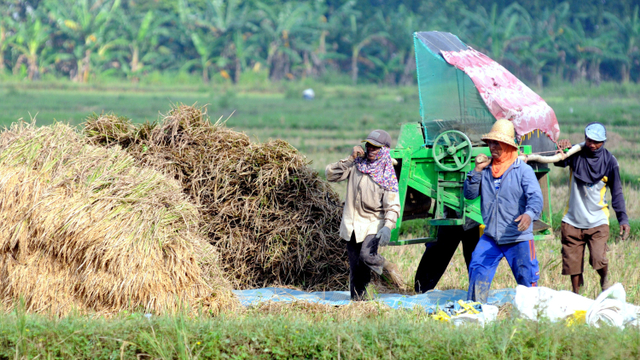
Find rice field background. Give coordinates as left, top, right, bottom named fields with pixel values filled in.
left=3, top=81, right=640, bottom=296
left=1, top=80, right=640, bottom=357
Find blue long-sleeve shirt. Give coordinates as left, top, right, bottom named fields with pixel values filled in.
left=463, top=158, right=543, bottom=244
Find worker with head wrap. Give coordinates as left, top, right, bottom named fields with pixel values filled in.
left=555, top=122, right=630, bottom=294
left=463, top=119, right=543, bottom=302
left=325, top=129, right=403, bottom=300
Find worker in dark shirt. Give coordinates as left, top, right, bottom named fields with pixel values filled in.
left=414, top=210, right=479, bottom=293
left=555, top=122, right=630, bottom=294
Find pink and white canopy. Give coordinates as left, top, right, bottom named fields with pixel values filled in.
left=441, top=48, right=560, bottom=142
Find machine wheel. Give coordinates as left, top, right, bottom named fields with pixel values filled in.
left=432, top=130, right=473, bottom=171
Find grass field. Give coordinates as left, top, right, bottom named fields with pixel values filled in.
left=1, top=80, right=640, bottom=357
left=2, top=305, right=640, bottom=359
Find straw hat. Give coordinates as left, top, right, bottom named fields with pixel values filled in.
left=481, top=119, right=518, bottom=148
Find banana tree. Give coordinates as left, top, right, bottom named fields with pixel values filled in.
left=44, top=0, right=121, bottom=82
left=254, top=1, right=315, bottom=81
left=307, top=0, right=355, bottom=77
left=373, top=5, right=422, bottom=85
left=190, top=31, right=226, bottom=83
left=179, top=0, right=249, bottom=83
left=10, top=15, right=50, bottom=80
left=201, top=0, right=251, bottom=78
left=0, top=27, right=6, bottom=73
left=604, top=6, right=640, bottom=83
left=461, top=3, right=532, bottom=65
left=563, top=20, right=623, bottom=84
left=519, top=2, right=570, bottom=88
left=343, top=12, right=387, bottom=84
left=112, top=10, right=172, bottom=81
left=232, top=30, right=260, bottom=83
left=0, top=3, right=19, bottom=74
left=0, top=19, right=14, bottom=73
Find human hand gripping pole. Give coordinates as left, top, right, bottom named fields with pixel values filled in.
left=376, top=226, right=392, bottom=247
left=557, top=139, right=572, bottom=151
left=474, top=153, right=491, bottom=172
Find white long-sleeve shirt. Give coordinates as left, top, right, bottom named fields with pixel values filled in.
left=325, top=157, right=400, bottom=243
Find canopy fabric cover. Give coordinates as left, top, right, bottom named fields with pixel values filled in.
left=441, top=48, right=560, bottom=141
left=413, top=31, right=560, bottom=143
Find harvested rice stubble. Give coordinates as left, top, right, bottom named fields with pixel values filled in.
left=0, top=122, right=236, bottom=315
left=84, top=106, right=351, bottom=291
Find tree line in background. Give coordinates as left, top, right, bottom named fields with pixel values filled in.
left=1, top=0, right=639, bottom=87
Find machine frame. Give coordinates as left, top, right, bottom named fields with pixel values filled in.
left=386, top=31, right=558, bottom=246
left=388, top=122, right=554, bottom=245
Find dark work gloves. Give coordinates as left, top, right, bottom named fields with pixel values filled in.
left=376, top=226, right=391, bottom=247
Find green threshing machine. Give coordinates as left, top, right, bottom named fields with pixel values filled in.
left=388, top=31, right=561, bottom=245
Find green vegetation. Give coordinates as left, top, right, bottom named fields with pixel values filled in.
left=0, top=81, right=418, bottom=147
left=1, top=0, right=640, bottom=86
left=2, top=80, right=639, bottom=172
left=1, top=79, right=639, bottom=356
left=1, top=306, right=640, bottom=359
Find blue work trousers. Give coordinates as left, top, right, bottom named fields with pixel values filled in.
left=467, top=234, right=539, bottom=302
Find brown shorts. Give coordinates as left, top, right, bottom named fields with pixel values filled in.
left=561, top=222, right=609, bottom=275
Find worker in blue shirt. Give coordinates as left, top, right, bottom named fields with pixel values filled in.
left=463, top=119, right=543, bottom=302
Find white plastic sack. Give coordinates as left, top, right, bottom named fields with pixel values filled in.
left=450, top=314, right=483, bottom=326
left=302, top=88, right=315, bottom=99
left=515, top=283, right=639, bottom=328
left=450, top=304, right=499, bottom=327
left=515, top=285, right=594, bottom=322
left=482, top=304, right=500, bottom=323
left=586, top=283, right=636, bottom=329
left=625, top=305, right=640, bottom=328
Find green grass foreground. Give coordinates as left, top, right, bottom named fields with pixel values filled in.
left=1, top=308, right=639, bottom=359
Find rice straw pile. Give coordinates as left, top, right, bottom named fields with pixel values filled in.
left=84, top=105, right=349, bottom=290
left=0, top=122, right=236, bottom=315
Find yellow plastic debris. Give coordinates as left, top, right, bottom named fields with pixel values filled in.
left=457, top=300, right=481, bottom=315
left=566, top=310, right=587, bottom=326
left=431, top=310, right=451, bottom=322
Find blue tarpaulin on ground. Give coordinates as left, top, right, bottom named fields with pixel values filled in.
left=232, top=288, right=515, bottom=312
